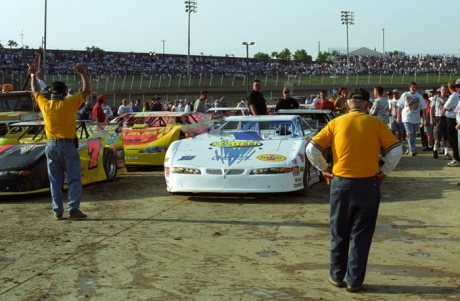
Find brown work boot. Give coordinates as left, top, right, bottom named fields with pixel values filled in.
left=68, top=210, right=87, bottom=219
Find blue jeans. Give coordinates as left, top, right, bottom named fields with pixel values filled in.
left=403, top=122, right=420, bottom=152
left=329, top=176, right=380, bottom=287
left=45, top=141, right=82, bottom=216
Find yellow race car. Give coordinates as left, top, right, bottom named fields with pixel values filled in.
left=116, top=112, right=213, bottom=166
left=0, top=121, right=127, bottom=195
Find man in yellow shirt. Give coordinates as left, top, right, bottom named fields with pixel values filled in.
left=28, top=62, right=91, bottom=220
left=306, top=88, right=402, bottom=292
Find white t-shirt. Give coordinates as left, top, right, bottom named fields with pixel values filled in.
left=102, top=104, right=113, bottom=119
left=398, top=92, right=426, bottom=123
left=118, top=104, right=133, bottom=115
left=444, top=92, right=459, bottom=119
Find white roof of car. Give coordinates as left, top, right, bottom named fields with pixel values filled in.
left=223, top=115, right=299, bottom=122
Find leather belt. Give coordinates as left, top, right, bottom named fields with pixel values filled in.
left=47, top=138, right=74, bottom=143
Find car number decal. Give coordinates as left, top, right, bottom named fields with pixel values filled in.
left=87, top=138, right=101, bottom=170
left=210, top=141, right=262, bottom=147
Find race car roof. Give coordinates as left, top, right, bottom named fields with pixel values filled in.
left=276, top=109, right=334, bottom=114
left=132, top=112, right=201, bottom=118
left=223, top=115, right=300, bottom=122
left=206, top=107, right=249, bottom=112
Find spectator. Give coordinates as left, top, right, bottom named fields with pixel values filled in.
left=248, top=80, right=268, bottom=115
left=315, top=90, right=336, bottom=111
left=445, top=79, right=460, bottom=166
left=219, top=95, right=227, bottom=107
left=142, top=101, right=150, bottom=112
left=118, top=98, right=133, bottom=115
left=194, top=90, right=208, bottom=113
left=92, top=94, right=107, bottom=123
left=306, top=88, right=402, bottom=293
left=430, top=85, right=450, bottom=159
left=334, top=87, right=348, bottom=115
left=422, top=93, right=434, bottom=151
left=28, top=62, right=91, bottom=220
left=370, top=86, right=390, bottom=166
left=275, top=88, right=299, bottom=112
left=131, top=100, right=141, bottom=112
left=77, top=101, right=92, bottom=120
left=397, top=82, right=426, bottom=156
left=151, top=97, right=163, bottom=111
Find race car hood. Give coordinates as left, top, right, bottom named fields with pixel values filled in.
left=0, top=144, right=46, bottom=171
left=166, top=134, right=305, bottom=168
left=0, top=112, right=39, bottom=122
left=122, top=126, right=181, bottom=148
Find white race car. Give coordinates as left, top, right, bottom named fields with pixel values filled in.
left=164, top=115, right=321, bottom=195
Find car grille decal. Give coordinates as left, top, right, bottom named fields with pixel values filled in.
left=206, top=169, right=223, bottom=175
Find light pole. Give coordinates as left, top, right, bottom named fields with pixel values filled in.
left=161, top=40, right=166, bottom=59
left=185, top=1, right=197, bottom=79
left=43, top=0, right=47, bottom=79
left=341, top=11, right=354, bottom=84
left=242, top=42, right=254, bottom=95
left=382, top=28, right=385, bottom=54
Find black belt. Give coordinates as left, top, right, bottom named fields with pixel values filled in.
left=436, top=116, right=446, bottom=119
left=47, top=138, right=74, bottom=143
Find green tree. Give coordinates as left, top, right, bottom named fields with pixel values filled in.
left=272, top=48, right=292, bottom=64
left=293, top=49, right=312, bottom=63
left=8, top=40, right=18, bottom=49
left=316, top=51, right=333, bottom=64
left=86, top=46, right=104, bottom=52
left=253, top=52, right=270, bottom=59
left=0, top=41, right=3, bottom=49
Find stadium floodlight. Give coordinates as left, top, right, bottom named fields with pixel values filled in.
left=242, top=42, right=255, bottom=95
left=341, top=11, right=354, bottom=84
left=185, top=1, right=197, bottom=79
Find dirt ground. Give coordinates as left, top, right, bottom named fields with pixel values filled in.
left=1, top=139, right=460, bottom=301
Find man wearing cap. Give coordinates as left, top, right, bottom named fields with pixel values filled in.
left=389, top=89, right=406, bottom=145
left=92, top=94, right=107, bottom=123
left=430, top=85, right=450, bottom=159
left=397, top=82, right=426, bottom=156
left=28, top=62, right=91, bottom=220
left=444, top=80, right=460, bottom=166
left=306, top=88, right=402, bottom=293
left=275, top=88, right=299, bottom=112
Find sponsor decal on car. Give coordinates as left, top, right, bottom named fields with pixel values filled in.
left=164, top=157, right=169, bottom=162
left=256, top=154, right=287, bottom=162
left=293, top=183, right=303, bottom=188
left=178, top=156, right=196, bottom=161
left=298, top=153, right=305, bottom=163
left=294, top=177, right=302, bottom=182
left=291, top=159, right=298, bottom=165
left=292, top=166, right=300, bottom=176
left=210, top=141, right=262, bottom=148
left=212, top=147, right=255, bottom=166
left=125, top=156, right=139, bottom=160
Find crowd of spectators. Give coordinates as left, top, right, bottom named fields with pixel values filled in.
left=1, top=48, right=459, bottom=80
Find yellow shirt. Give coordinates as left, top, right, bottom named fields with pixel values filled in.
left=35, top=92, right=84, bottom=139
left=311, top=109, right=399, bottom=178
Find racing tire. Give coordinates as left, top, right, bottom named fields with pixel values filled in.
left=292, top=159, right=310, bottom=196
left=103, top=148, right=118, bottom=182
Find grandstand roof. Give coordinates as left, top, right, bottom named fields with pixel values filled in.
left=349, top=47, right=383, bottom=56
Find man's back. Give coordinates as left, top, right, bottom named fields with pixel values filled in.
left=313, top=110, right=399, bottom=178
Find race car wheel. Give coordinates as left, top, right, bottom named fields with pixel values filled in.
left=293, top=159, right=310, bottom=196
left=103, top=148, right=118, bottom=182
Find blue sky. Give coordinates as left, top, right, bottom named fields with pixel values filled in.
left=1, top=0, right=457, bottom=59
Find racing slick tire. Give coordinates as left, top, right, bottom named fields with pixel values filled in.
left=103, top=148, right=118, bottom=182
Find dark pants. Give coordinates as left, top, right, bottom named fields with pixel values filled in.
left=447, top=118, right=460, bottom=161
left=329, top=176, right=380, bottom=287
